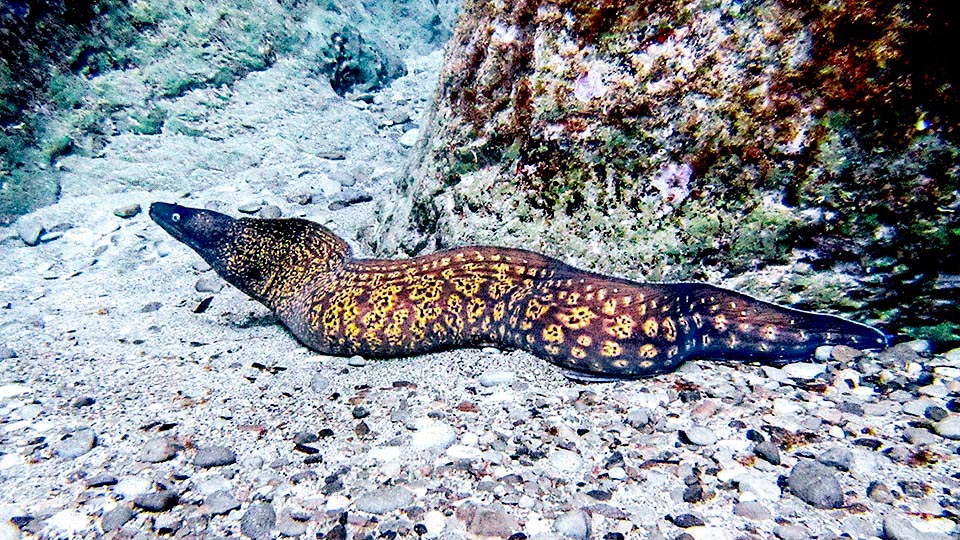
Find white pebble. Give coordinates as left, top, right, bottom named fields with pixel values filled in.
left=411, top=421, right=456, bottom=450
left=446, top=445, right=482, bottom=460
left=934, top=415, right=960, bottom=440
left=607, top=466, right=627, bottom=480
left=0, top=521, right=19, bottom=540
left=115, top=476, right=153, bottom=499
left=325, top=495, right=350, bottom=511
left=479, top=370, right=516, bottom=387
left=814, top=346, right=833, bottom=361
left=369, top=446, right=403, bottom=461
left=421, top=510, right=446, bottom=538
left=398, top=128, right=420, bottom=147
left=48, top=509, right=90, bottom=533
left=0, top=453, right=23, bottom=470
left=0, top=385, right=31, bottom=399
left=687, top=526, right=733, bottom=540
left=379, top=461, right=402, bottom=478
left=782, top=362, right=825, bottom=379
left=738, top=475, right=781, bottom=501
left=547, top=449, right=584, bottom=474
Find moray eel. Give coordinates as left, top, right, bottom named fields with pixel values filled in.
left=149, top=202, right=887, bottom=380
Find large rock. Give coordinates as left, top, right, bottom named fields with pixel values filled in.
left=374, top=0, right=960, bottom=342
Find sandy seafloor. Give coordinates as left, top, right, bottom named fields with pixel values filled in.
left=1, top=51, right=958, bottom=540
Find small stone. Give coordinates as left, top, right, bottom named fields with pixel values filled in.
left=867, top=483, right=895, bottom=504
left=774, top=524, right=810, bottom=540
left=140, top=437, right=180, bottom=463
left=547, top=448, right=584, bottom=474
left=411, top=421, right=456, bottom=450
left=352, top=406, right=369, bottom=419
left=817, top=447, right=853, bottom=471
left=0, top=346, right=18, bottom=359
left=84, top=474, right=118, bottom=488
left=781, top=362, right=825, bottom=379
left=0, top=521, right=20, bottom=540
left=753, top=440, right=781, bottom=465
left=347, top=355, right=367, bottom=367
left=195, top=276, right=224, bottom=293
left=733, top=501, right=771, bottom=520
left=113, top=203, right=141, bottom=218
left=259, top=205, right=282, bottom=219
left=238, top=202, right=262, bottom=214
left=680, top=426, right=717, bottom=446
left=672, top=514, right=705, bottom=528
left=241, top=503, right=276, bottom=539
left=399, top=128, right=420, bottom=147
left=479, top=370, right=516, bottom=387
left=787, top=460, right=844, bottom=508
left=203, top=490, right=241, bottom=516
left=154, top=513, right=181, bottom=535
left=457, top=502, right=519, bottom=538
left=116, top=476, right=153, bottom=499
left=883, top=513, right=952, bottom=540
left=194, top=445, right=237, bottom=468
left=134, top=490, right=179, bottom=512
left=70, top=396, right=95, bottom=408
left=626, top=407, right=651, bottom=429
left=101, top=506, right=135, bottom=531
left=16, top=217, right=44, bottom=246
left=54, top=428, right=97, bottom=458
left=553, top=509, right=590, bottom=538
left=933, top=414, right=960, bottom=440
left=277, top=513, right=308, bottom=537
left=354, top=486, right=415, bottom=514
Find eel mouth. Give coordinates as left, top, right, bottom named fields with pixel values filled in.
left=149, top=202, right=188, bottom=243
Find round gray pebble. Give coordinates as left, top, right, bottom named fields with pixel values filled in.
left=54, top=428, right=97, bottom=459
left=241, top=503, right=276, bottom=539
left=933, top=414, right=960, bottom=440
left=787, top=460, right=844, bottom=508
left=774, top=524, right=810, bottom=540
left=101, top=506, right=135, bottom=531
left=354, top=486, right=414, bottom=514
left=195, top=276, right=224, bottom=293
left=134, top=490, right=179, bottom=512
left=681, top=426, right=718, bottom=446
left=140, top=437, right=180, bottom=463
left=194, top=445, right=237, bottom=468
left=817, top=447, right=853, bottom=471
left=237, top=202, right=262, bottom=214
left=883, top=513, right=952, bottom=540
left=203, top=490, right=241, bottom=516
left=259, top=205, right=282, bottom=219
left=552, top=509, right=590, bottom=538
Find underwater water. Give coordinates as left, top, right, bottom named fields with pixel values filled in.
left=0, top=1, right=958, bottom=539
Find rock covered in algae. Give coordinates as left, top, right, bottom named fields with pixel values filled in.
left=374, top=0, right=959, bottom=343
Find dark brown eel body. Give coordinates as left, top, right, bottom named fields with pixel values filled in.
left=150, top=202, right=887, bottom=379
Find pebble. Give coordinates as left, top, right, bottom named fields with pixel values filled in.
left=354, top=486, right=414, bottom=514
left=203, top=490, right=241, bottom=515
left=883, top=513, right=952, bottom=540
left=15, top=217, right=44, bottom=246
left=457, top=502, right=519, bottom=537
left=259, top=205, right=282, bottom=218
left=774, top=524, right=810, bottom=540
left=347, top=355, right=367, bottom=367
left=140, top=437, right=180, bottom=463
left=54, top=428, right=97, bottom=458
left=933, top=414, right=960, bottom=439
left=626, top=407, right=652, bottom=429
left=547, top=448, right=584, bottom=474
left=787, top=460, right=844, bottom=508
left=752, top=440, right=780, bottom=465
left=398, top=128, right=420, bottom=147
left=328, top=188, right=373, bottom=210
left=113, top=203, right=141, bottom=218
left=903, top=399, right=936, bottom=417
left=734, top=501, right=771, bottom=520
left=817, top=447, right=853, bottom=471
left=0, top=346, right=17, bottom=359
left=237, top=202, right=262, bottom=214
left=49, top=509, right=90, bottom=533
left=194, top=445, right=237, bottom=468
left=552, top=509, right=590, bottom=538
left=277, top=513, right=307, bottom=537
left=116, top=476, right=153, bottom=499
left=411, top=421, right=456, bottom=450
left=195, top=276, right=224, bottom=293
left=867, top=481, right=896, bottom=504
left=84, top=474, right=118, bottom=488
left=134, top=490, right=179, bottom=512
left=680, top=426, right=717, bottom=446
left=781, top=362, right=825, bottom=379
left=101, top=506, right=135, bottom=531
left=241, top=503, right=276, bottom=539
left=479, top=370, right=516, bottom=387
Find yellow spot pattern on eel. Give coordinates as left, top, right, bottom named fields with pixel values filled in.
left=150, top=203, right=888, bottom=379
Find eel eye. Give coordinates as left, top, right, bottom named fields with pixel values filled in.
left=171, top=213, right=181, bottom=223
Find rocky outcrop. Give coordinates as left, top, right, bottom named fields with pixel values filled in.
left=375, top=0, right=959, bottom=342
